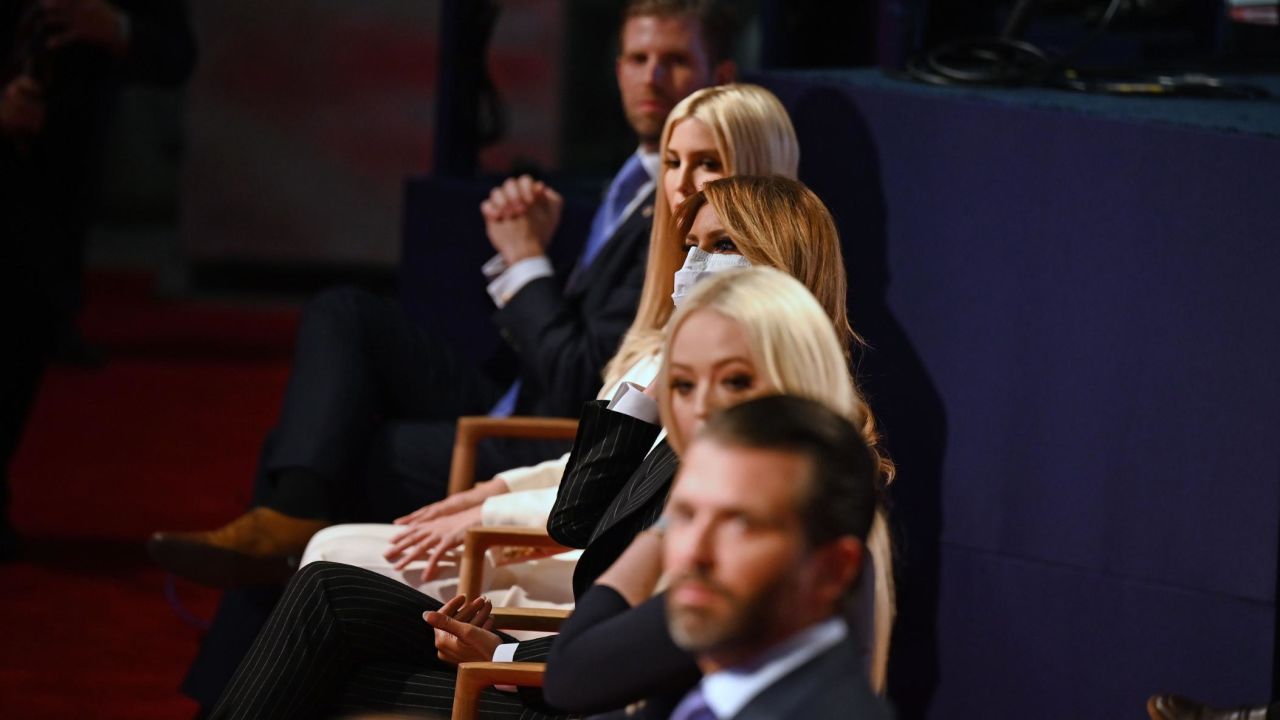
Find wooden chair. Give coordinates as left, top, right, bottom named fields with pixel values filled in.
left=445, top=416, right=581, bottom=720
left=447, top=415, right=577, bottom=618
left=447, top=416, right=580, bottom=496
left=452, top=661, right=547, bottom=720
left=458, top=525, right=572, bottom=630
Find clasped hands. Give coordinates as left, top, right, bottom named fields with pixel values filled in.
left=481, top=175, right=563, bottom=266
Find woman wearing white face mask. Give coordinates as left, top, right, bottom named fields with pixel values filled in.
left=545, top=175, right=874, bottom=611
left=299, top=85, right=804, bottom=595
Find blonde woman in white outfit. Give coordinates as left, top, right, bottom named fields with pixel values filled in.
left=300, top=84, right=801, bottom=607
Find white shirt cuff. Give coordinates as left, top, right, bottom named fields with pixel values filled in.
left=493, top=642, right=519, bottom=663
left=486, top=256, right=554, bottom=308
left=481, top=254, right=509, bottom=280
left=493, top=642, right=520, bottom=692
left=607, top=382, right=660, bottom=424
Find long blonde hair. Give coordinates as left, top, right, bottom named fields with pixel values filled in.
left=602, top=84, right=799, bottom=388
left=656, top=266, right=896, bottom=693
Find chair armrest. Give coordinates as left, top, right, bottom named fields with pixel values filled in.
left=490, top=606, right=571, bottom=633
left=448, top=416, right=580, bottom=496
left=451, top=662, right=546, bottom=720
left=459, top=525, right=572, bottom=600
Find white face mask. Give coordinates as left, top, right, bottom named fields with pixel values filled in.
left=671, top=247, right=753, bottom=307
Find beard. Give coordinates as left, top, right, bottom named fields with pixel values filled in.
left=666, top=569, right=789, bottom=655
left=622, top=87, right=674, bottom=147
left=625, top=109, right=665, bottom=148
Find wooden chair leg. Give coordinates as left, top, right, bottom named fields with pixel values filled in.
left=451, top=662, right=546, bottom=720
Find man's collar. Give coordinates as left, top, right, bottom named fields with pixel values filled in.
left=699, top=617, right=848, bottom=720
left=636, top=146, right=661, bottom=183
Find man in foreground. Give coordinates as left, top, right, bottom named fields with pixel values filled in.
left=661, top=395, right=892, bottom=719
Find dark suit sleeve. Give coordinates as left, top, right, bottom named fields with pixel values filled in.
left=548, top=400, right=661, bottom=548
left=116, top=0, right=197, bottom=85
left=506, top=635, right=559, bottom=712
left=542, top=586, right=701, bottom=714
left=491, top=221, right=649, bottom=419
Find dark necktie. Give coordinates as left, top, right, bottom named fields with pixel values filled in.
left=579, top=153, right=650, bottom=271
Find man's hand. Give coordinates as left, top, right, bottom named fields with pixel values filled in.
left=480, top=175, right=563, bottom=264
left=384, top=504, right=484, bottom=582
left=424, top=594, right=502, bottom=666
left=42, top=0, right=130, bottom=55
left=393, top=479, right=508, bottom=526
left=0, top=76, right=46, bottom=137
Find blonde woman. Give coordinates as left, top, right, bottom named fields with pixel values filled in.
left=301, top=84, right=802, bottom=589
left=544, top=266, right=894, bottom=710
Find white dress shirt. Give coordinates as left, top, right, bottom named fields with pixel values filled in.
left=696, top=617, right=849, bottom=719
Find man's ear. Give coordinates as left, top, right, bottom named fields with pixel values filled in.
left=712, top=59, right=737, bottom=85
left=813, top=536, right=864, bottom=608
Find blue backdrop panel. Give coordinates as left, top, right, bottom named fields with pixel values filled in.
left=935, top=547, right=1274, bottom=719
left=762, top=69, right=1280, bottom=718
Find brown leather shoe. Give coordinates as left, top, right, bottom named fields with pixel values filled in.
left=1147, top=694, right=1270, bottom=720
left=147, top=508, right=330, bottom=588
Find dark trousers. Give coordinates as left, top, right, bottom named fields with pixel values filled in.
left=260, top=285, right=508, bottom=519
left=209, top=562, right=557, bottom=720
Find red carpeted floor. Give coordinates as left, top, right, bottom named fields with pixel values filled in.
left=0, top=272, right=299, bottom=719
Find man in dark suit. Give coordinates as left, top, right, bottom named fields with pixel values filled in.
left=660, top=395, right=892, bottom=720
left=158, top=0, right=739, bottom=713
left=148, top=0, right=738, bottom=588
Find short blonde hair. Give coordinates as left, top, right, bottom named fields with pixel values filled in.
left=603, top=84, right=799, bottom=387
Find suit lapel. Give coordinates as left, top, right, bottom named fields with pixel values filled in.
left=565, top=190, right=655, bottom=297
left=728, top=640, right=883, bottom=720
left=589, top=441, right=678, bottom=544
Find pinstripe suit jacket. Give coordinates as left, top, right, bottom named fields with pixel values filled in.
left=547, top=400, right=678, bottom=598
left=510, top=400, right=676, bottom=699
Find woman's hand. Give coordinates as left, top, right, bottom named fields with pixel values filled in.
left=394, top=478, right=508, bottom=526
left=424, top=594, right=502, bottom=665
left=384, top=504, right=485, bottom=581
